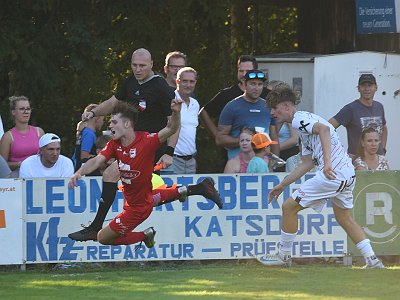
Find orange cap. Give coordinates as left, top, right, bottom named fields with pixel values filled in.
left=251, top=133, right=278, bottom=149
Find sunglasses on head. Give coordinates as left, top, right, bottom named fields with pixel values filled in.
left=247, top=72, right=265, bottom=79
left=362, top=125, right=379, bottom=133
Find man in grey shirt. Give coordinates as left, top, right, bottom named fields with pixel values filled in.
left=329, top=74, right=388, bottom=160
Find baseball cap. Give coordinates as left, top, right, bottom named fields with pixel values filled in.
left=39, top=133, right=61, bottom=148
left=358, top=74, right=376, bottom=85
left=244, top=70, right=267, bottom=82
left=251, top=133, right=278, bottom=149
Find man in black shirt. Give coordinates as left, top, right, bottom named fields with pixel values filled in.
left=163, top=51, right=187, bottom=90
left=68, top=48, right=177, bottom=241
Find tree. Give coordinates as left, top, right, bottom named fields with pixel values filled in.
left=0, top=0, right=299, bottom=173
left=296, top=0, right=399, bottom=54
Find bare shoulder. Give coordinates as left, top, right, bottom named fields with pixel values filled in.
left=224, top=156, right=240, bottom=173
left=0, top=131, right=12, bottom=143
left=37, top=127, right=45, bottom=136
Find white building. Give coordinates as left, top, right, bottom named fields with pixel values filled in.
left=257, top=51, right=400, bottom=170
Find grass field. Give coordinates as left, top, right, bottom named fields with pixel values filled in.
left=0, top=260, right=399, bottom=300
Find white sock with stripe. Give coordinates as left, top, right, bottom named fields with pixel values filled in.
left=356, top=239, right=379, bottom=265
left=279, top=230, right=296, bottom=261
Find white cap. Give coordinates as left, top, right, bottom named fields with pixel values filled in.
left=254, top=126, right=265, bottom=133
left=39, top=133, right=61, bottom=148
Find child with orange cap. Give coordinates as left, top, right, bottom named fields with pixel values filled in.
left=247, top=132, right=278, bottom=173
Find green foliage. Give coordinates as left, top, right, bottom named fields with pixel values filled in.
left=0, top=1, right=298, bottom=172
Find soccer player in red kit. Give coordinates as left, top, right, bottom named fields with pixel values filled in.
left=69, top=100, right=222, bottom=247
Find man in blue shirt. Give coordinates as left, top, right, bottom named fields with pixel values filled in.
left=216, top=70, right=279, bottom=159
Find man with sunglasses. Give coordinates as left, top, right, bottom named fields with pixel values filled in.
left=199, top=56, right=271, bottom=170
left=199, top=55, right=270, bottom=139
left=216, top=70, right=279, bottom=160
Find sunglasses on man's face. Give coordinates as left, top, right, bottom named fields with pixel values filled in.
left=247, top=72, right=265, bottom=79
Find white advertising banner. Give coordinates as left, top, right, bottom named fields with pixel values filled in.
left=23, top=174, right=347, bottom=264
left=0, top=179, right=23, bottom=265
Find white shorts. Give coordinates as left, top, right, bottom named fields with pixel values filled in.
left=292, top=167, right=356, bottom=213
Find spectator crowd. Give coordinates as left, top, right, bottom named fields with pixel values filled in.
left=0, top=49, right=392, bottom=268
left=0, top=50, right=390, bottom=178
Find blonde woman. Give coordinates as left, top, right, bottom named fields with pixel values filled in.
left=0, top=96, right=44, bottom=176
left=353, top=126, right=389, bottom=171
left=224, top=127, right=256, bottom=173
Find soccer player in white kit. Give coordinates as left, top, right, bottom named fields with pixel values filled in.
left=262, top=85, right=384, bottom=268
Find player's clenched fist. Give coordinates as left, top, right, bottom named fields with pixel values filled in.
left=82, top=110, right=94, bottom=121
left=171, top=98, right=183, bottom=112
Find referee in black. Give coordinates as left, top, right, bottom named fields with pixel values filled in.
left=68, top=48, right=177, bottom=241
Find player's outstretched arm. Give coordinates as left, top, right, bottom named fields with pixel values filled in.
left=156, top=114, right=181, bottom=168
left=82, top=95, right=119, bottom=121
left=158, top=98, right=182, bottom=144
left=268, top=155, right=314, bottom=203
left=68, top=155, right=107, bottom=188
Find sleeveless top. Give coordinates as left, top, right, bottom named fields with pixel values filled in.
left=239, top=154, right=249, bottom=173
left=8, top=126, right=40, bottom=162
left=353, top=155, right=389, bottom=171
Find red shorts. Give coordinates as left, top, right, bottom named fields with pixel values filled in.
left=109, top=202, right=153, bottom=236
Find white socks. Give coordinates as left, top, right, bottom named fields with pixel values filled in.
left=178, top=186, right=188, bottom=198
left=279, top=230, right=297, bottom=260
left=356, top=239, right=379, bottom=265
left=278, top=235, right=379, bottom=265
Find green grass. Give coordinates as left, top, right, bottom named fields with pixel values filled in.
left=0, top=260, right=399, bottom=300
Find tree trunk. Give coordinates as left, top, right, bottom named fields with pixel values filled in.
left=297, top=0, right=356, bottom=54
left=230, top=0, right=250, bottom=56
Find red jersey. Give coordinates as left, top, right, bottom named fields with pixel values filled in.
left=100, top=131, right=161, bottom=206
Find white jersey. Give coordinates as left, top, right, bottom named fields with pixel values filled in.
left=19, top=154, right=74, bottom=178
left=174, top=90, right=199, bottom=156
left=292, top=111, right=353, bottom=172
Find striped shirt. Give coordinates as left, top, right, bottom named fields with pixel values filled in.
left=292, top=111, right=353, bottom=172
